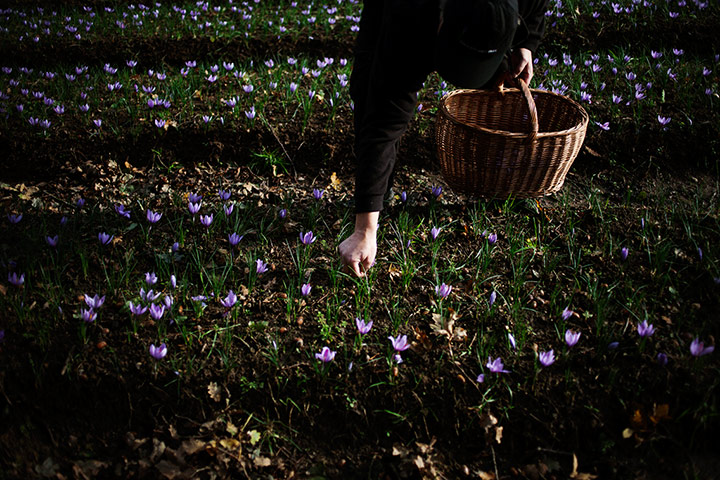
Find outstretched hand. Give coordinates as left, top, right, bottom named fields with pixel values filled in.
left=338, top=211, right=379, bottom=277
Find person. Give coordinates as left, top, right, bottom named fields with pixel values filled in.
left=339, top=0, right=550, bottom=277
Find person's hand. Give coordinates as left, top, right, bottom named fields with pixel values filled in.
left=339, top=212, right=379, bottom=277
left=509, top=47, right=534, bottom=85
left=494, top=47, right=534, bottom=88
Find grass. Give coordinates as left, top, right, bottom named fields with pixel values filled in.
left=0, top=0, right=719, bottom=477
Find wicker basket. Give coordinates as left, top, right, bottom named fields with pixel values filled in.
left=435, top=79, right=588, bottom=198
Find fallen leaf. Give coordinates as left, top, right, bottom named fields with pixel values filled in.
left=248, top=429, right=261, bottom=445
left=179, top=439, right=205, bottom=456
left=622, top=428, right=634, bottom=439
left=495, top=426, right=503, bottom=444
left=253, top=456, right=272, bottom=467
left=208, top=382, right=221, bottom=402
left=219, top=438, right=241, bottom=451
left=329, top=172, right=342, bottom=190
left=226, top=421, right=238, bottom=436
left=569, top=454, right=598, bottom=480
left=155, top=460, right=181, bottom=479
left=650, top=404, right=670, bottom=424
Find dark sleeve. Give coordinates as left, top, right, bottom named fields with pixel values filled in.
left=516, top=0, right=550, bottom=53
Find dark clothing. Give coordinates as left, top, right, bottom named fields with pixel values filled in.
left=350, top=0, right=550, bottom=213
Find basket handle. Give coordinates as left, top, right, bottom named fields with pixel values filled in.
left=516, top=78, right=539, bottom=143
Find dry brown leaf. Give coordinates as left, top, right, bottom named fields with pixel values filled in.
left=477, top=471, right=496, bottom=480
left=495, top=426, right=503, bottom=444
left=155, top=460, right=182, bottom=479
left=219, top=438, right=241, bottom=451
left=179, top=439, right=205, bottom=456
left=208, top=382, right=221, bottom=402
left=622, top=428, right=634, bottom=439
left=569, top=454, right=598, bottom=480
left=650, top=403, right=670, bottom=424
left=226, top=421, right=238, bottom=437
left=253, top=456, right=272, bottom=467
left=329, top=172, right=342, bottom=190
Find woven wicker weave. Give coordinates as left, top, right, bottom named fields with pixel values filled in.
left=436, top=79, right=588, bottom=198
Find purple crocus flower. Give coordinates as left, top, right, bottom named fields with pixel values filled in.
left=595, top=121, right=610, bottom=131
left=400, top=191, right=407, bottom=203
left=657, top=115, right=671, bottom=126
left=223, top=203, right=234, bottom=216
left=172, top=242, right=180, bottom=253
left=84, top=293, right=105, bottom=309
left=146, top=209, right=162, bottom=224
left=312, top=188, right=324, bottom=200
left=145, top=272, right=157, bottom=285
left=228, top=232, right=243, bottom=246
left=93, top=119, right=102, bottom=128
left=565, top=329, right=581, bottom=347
left=170, top=275, right=177, bottom=289
left=279, top=209, right=287, bottom=219
left=149, top=303, right=165, bottom=321
left=188, top=193, right=202, bottom=203
left=8, top=272, right=25, bottom=286
left=315, top=346, right=336, bottom=362
left=697, top=247, right=703, bottom=261
left=637, top=320, right=656, bottom=337
left=81, top=308, right=97, bottom=323
left=435, top=283, right=452, bottom=300
left=486, top=356, right=510, bottom=373
left=98, top=232, right=115, bottom=245
left=476, top=374, right=485, bottom=383
left=140, top=288, right=161, bottom=303
left=621, top=247, right=629, bottom=261
left=188, top=201, right=201, bottom=215
left=149, top=343, right=167, bottom=360
left=256, top=259, right=268, bottom=274
left=538, top=350, right=555, bottom=367
left=656, top=353, right=668, bottom=366
left=562, top=307, right=573, bottom=321
left=8, top=213, right=22, bottom=224
left=301, top=283, right=312, bottom=296
left=389, top=334, right=410, bottom=352
left=218, top=189, right=231, bottom=201
left=431, top=185, right=442, bottom=197
left=129, top=301, right=148, bottom=315
left=508, top=332, right=517, bottom=350
left=200, top=214, right=214, bottom=227
left=356, top=317, right=373, bottom=335
left=46, top=235, right=59, bottom=247
left=487, top=233, right=498, bottom=244
left=394, top=354, right=404, bottom=364
left=430, top=226, right=441, bottom=240
left=154, top=118, right=165, bottom=128
left=489, top=291, right=497, bottom=306
left=115, top=204, right=131, bottom=218
left=221, top=290, right=237, bottom=308
left=690, top=338, right=714, bottom=357
left=299, top=231, right=316, bottom=245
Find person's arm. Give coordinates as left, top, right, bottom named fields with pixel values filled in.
left=338, top=211, right=379, bottom=277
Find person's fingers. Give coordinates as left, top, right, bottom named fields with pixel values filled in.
left=351, top=261, right=365, bottom=277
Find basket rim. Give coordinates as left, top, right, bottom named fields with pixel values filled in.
left=439, top=87, right=589, bottom=139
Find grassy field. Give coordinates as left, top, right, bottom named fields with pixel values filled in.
left=1, top=0, right=719, bottom=478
